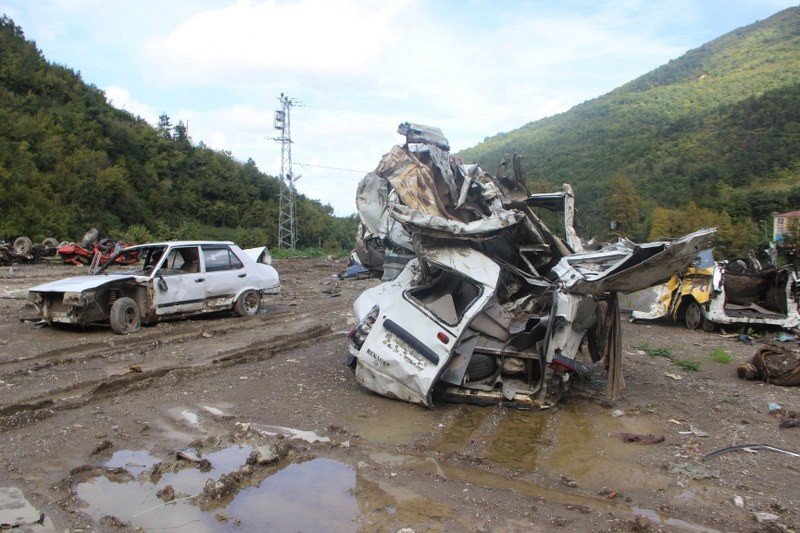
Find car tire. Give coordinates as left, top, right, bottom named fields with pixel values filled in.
left=465, top=353, right=497, bottom=381
left=13, top=236, right=33, bottom=254
left=41, top=237, right=58, bottom=248
left=233, top=290, right=261, bottom=317
left=110, top=297, right=141, bottom=335
left=684, top=301, right=705, bottom=330
left=81, top=228, right=99, bottom=245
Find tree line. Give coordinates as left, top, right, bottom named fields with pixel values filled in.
left=0, top=16, right=357, bottom=251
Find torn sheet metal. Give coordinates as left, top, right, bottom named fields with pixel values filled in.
left=347, top=122, right=717, bottom=408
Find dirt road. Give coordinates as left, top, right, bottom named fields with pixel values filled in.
left=0, top=259, right=798, bottom=531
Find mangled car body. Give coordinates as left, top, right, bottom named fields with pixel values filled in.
left=347, top=122, right=715, bottom=408
left=629, top=249, right=800, bottom=330
left=28, top=241, right=280, bottom=335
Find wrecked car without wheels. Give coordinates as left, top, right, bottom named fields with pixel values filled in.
left=628, top=249, right=800, bottom=331
left=28, top=241, right=280, bottom=334
left=346, top=122, right=716, bottom=408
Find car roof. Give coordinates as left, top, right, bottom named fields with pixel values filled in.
left=124, top=240, right=237, bottom=249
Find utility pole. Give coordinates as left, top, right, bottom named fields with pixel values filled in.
left=273, top=93, right=299, bottom=250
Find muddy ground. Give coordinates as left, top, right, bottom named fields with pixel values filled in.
left=0, top=258, right=798, bottom=532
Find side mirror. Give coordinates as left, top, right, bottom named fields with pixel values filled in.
left=158, top=276, right=168, bottom=292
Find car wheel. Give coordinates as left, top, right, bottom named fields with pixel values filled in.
left=684, top=301, right=705, bottom=330
left=465, top=353, right=497, bottom=381
left=110, top=297, right=141, bottom=335
left=41, top=237, right=58, bottom=248
left=13, top=236, right=33, bottom=254
left=233, top=290, right=261, bottom=317
left=82, top=228, right=99, bottom=244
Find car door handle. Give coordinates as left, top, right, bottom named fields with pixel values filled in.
left=195, top=278, right=205, bottom=283
left=238, top=273, right=247, bottom=278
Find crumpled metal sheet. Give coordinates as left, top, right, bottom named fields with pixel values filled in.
left=349, top=122, right=718, bottom=408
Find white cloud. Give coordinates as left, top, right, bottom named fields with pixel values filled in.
left=145, top=0, right=413, bottom=85
left=104, top=85, right=158, bottom=123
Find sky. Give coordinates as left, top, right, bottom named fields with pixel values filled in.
left=1, top=0, right=797, bottom=216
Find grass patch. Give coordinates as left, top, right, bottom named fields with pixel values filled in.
left=710, top=347, right=733, bottom=364
left=271, top=247, right=347, bottom=259
left=673, top=358, right=701, bottom=372
left=636, top=342, right=672, bottom=358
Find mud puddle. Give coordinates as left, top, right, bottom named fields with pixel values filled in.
left=74, top=443, right=453, bottom=532
left=76, top=447, right=356, bottom=531
left=426, top=401, right=729, bottom=530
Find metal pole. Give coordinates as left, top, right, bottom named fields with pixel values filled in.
left=274, top=93, right=298, bottom=250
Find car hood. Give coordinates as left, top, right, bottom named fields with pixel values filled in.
left=29, top=274, right=139, bottom=293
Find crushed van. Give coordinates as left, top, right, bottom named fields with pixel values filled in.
left=346, top=122, right=715, bottom=408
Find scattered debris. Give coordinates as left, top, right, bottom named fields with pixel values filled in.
left=611, top=409, right=625, bottom=418
left=0, top=487, right=51, bottom=530
left=90, top=439, right=113, bottom=455
left=156, top=484, right=175, bottom=502
left=733, top=495, right=744, bottom=508
left=619, top=433, right=665, bottom=444
left=753, top=512, right=780, bottom=524
left=678, top=426, right=709, bottom=438
left=737, top=334, right=754, bottom=345
left=667, top=462, right=719, bottom=480
left=702, top=443, right=800, bottom=461
left=737, top=344, right=800, bottom=386
left=665, top=373, right=683, bottom=380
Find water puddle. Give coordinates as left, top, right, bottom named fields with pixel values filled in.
left=433, top=406, right=490, bottom=456
left=76, top=446, right=451, bottom=531
left=542, top=402, right=671, bottom=492
left=632, top=507, right=720, bottom=532
left=483, top=409, right=546, bottom=469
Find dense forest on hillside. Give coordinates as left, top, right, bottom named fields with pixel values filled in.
left=461, top=7, right=800, bottom=258
left=0, top=16, right=357, bottom=251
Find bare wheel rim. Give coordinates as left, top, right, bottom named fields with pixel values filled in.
left=685, top=302, right=702, bottom=330
left=123, top=305, right=137, bottom=329
left=243, top=291, right=259, bottom=312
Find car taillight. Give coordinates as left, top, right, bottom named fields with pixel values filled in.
left=348, top=306, right=379, bottom=349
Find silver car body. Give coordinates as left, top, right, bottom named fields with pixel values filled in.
left=28, top=241, right=280, bottom=328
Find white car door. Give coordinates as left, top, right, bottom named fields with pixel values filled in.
left=153, top=246, right=206, bottom=315
left=201, top=245, right=247, bottom=310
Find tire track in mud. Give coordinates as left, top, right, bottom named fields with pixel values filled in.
left=0, top=292, right=348, bottom=376
left=0, top=309, right=295, bottom=371
left=0, top=294, right=353, bottom=424
left=0, top=320, right=341, bottom=425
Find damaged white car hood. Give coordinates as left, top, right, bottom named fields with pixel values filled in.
left=29, top=274, right=139, bottom=293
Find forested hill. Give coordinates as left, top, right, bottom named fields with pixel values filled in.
left=0, top=16, right=356, bottom=250
left=460, top=7, right=800, bottom=256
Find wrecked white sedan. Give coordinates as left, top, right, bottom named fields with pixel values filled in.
left=347, top=123, right=715, bottom=408
left=28, top=241, right=280, bottom=334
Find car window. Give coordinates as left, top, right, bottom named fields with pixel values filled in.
left=405, top=265, right=481, bottom=326
left=158, top=247, right=200, bottom=276
left=202, top=246, right=244, bottom=272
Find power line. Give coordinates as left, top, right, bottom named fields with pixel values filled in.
left=293, top=162, right=370, bottom=174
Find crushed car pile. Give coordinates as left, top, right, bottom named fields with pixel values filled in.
left=347, top=122, right=716, bottom=408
